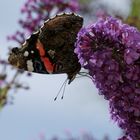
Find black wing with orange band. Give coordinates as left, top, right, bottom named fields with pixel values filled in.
left=8, top=13, right=83, bottom=83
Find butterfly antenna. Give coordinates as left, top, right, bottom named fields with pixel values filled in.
left=61, top=80, right=67, bottom=99
left=54, top=78, right=68, bottom=101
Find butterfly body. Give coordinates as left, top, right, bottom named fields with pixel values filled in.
left=8, top=13, right=83, bottom=84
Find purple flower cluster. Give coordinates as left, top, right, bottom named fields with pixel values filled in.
left=75, top=17, right=140, bottom=139
left=7, top=0, right=80, bottom=44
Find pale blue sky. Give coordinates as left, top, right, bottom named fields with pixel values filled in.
left=0, top=1, right=131, bottom=140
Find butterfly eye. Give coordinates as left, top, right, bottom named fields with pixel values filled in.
left=11, top=47, right=19, bottom=54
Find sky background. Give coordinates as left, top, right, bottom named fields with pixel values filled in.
left=0, top=0, right=131, bottom=140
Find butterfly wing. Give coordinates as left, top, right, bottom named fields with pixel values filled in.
left=8, top=13, right=83, bottom=83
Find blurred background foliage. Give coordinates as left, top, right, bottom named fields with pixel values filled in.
left=130, top=0, right=140, bottom=17
left=125, top=0, right=140, bottom=30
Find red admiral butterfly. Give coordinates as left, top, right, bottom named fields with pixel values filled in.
left=8, top=13, right=83, bottom=84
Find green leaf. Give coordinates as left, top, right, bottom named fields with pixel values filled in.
left=130, top=0, right=140, bottom=18
left=0, top=87, right=9, bottom=108
left=125, top=0, right=140, bottom=30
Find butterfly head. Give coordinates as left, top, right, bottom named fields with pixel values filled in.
left=8, top=47, right=26, bottom=68
left=8, top=42, right=36, bottom=72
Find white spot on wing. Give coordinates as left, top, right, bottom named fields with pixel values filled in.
left=74, top=13, right=78, bottom=16
left=57, top=13, right=64, bottom=16
left=33, top=31, right=39, bottom=35
left=24, top=51, right=29, bottom=57
left=50, top=15, right=56, bottom=19
left=31, top=50, right=34, bottom=54
left=22, top=41, right=27, bottom=46
left=65, top=12, right=72, bottom=15
left=27, top=60, right=33, bottom=66
left=27, top=66, right=34, bottom=72
left=44, top=19, right=50, bottom=23
left=27, top=60, right=34, bottom=72
left=27, top=35, right=31, bottom=40
left=41, top=24, right=45, bottom=29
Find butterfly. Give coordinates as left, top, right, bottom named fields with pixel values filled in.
left=8, top=13, right=83, bottom=84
